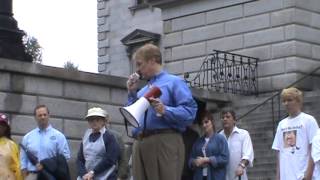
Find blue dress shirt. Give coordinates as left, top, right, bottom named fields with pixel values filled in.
left=128, top=70, right=198, bottom=136
left=20, top=125, right=71, bottom=171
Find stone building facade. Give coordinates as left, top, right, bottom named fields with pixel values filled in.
left=98, top=0, right=320, bottom=93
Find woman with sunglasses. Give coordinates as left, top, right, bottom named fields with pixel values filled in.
left=189, top=110, right=229, bottom=180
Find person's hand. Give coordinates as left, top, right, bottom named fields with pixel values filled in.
left=194, top=157, right=209, bottom=167
left=235, top=165, right=244, bottom=176
left=83, top=172, right=94, bottom=180
left=127, top=73, right=140, bottom=92
left=36, top=163, right=43, bottom=171
left=149, top=97, right=165, bottom=116
left=22, top=169, right=29, bottom=177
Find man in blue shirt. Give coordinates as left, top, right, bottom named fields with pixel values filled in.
left=20, top=104, right=71, bottom=180
left=126, top=43, right=197, bottom=180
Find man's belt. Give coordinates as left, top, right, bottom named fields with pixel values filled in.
left=28, top=171, right=38, bottom=174
left=138, top=129, right=179, bottom=139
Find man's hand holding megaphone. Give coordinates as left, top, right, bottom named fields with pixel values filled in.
left=149, top=97, right=165, bottom=117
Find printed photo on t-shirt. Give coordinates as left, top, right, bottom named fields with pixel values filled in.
left=283, top=130, right=300, bottom=154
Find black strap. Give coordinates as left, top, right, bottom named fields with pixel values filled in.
left=142, top=110, right=148, bottom=136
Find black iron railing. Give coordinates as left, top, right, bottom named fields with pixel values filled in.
left=184, top=50, right=259, bottom=95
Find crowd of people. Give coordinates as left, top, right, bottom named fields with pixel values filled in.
left=0, top=43, right=320, bottom=180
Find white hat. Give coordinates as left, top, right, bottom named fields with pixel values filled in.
left=86, top=107, right=108, bottom=119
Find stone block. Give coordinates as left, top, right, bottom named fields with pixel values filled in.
left=0, top=92, right=37, bottom=114
left=271, top=9, right=295, bottom=27
left=98, top=32, right=106, bottom=41
left=64, top=119, right=88, bottom=139
left=285, top=57, right=319, bottom=74
left=164, top=20, right=172, bottom=34
left=311, top=13, right=320, bottom=29
left=172, top=42, right=206, bottom=60
left=11, top=75, right=63, bottom=97
left=271, top=73, right=312, bottom=90
left=183, top=56, right=205, bottom=73
left=294, top=0, right=320, bottom=13
left=110, top=88, right=128, bottom=105
left=10, top=115, right=63, bottom=134
left=271, top=8, right=312, bottom=27
left=98, top=55, right=110, bottom=63
left=272, top=41, right=312, bottom=59
left=285, top=25, right=320, bottom=44
left=108, top=124, right=132, bottom=143
left=163, top=32, right=182, bottom=47
left=244, top=27, right=284, bottom=47
left=206, top=35, right=243, bottom=53
left=257, top=76, right=272, bottom=93
left=10, top=115, right=36, bottom=134
left=225, top=14, right=269, bottom=35
left=232, top=45, right=271, bottom=61
left=38, top=97, right=87, bottom=119
left=98, top=63, right=107, bottom=72
left=64, top=82, right=110, bottom=102
left=163, top=48, right=172, bottom=62
left=98, top=48, right=107, bottom=56
left=68, top=139, right=81, bottom=160
left=294, top=9, right=312, bottom=26
left=244, top=0, right=282, bottom=16
left=98, top=17, right=105, bottom=25
left=98, top=23, right=110, bottom=32
left=258, top=59, right=285, bottom=77
left=206, top=5, right=243, bottom=24
left=97, top=1, right=105, bottom=10
left=98, top=8, right=109, bottom=18
left=312, top=44, right=320, bottom=59
left=172, top=13, right=205, bottom=31
left=164, top=61, right=184, bottom=75
left=0, top=72, right=10, bottom=91
left=183, top=23, right=224, bottom=44
left=98, top=39, right=110, bottom=48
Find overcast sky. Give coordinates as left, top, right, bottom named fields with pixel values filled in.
left=13, top=0, right=98, bottom=73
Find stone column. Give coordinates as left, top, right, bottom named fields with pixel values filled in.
left=0, top=0, right=32, bottom=62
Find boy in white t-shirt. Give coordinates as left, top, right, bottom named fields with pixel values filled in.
left=312, top=129, right=320, bottom=180
left=272, top=87, right=319, bottom=180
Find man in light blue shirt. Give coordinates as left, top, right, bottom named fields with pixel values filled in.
left=126, top=43, right=197, bottom=180
left=20, top=104, right=71, bottom=180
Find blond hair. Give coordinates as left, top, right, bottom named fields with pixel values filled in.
left=281, top=87, right=303, bottom=104
left=133, top=43, right=162, bottom=64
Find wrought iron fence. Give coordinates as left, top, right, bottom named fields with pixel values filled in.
left=184, top=50, right=259, bottom=95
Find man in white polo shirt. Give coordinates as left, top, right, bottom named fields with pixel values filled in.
left=219, top=109, right=254, bottom=180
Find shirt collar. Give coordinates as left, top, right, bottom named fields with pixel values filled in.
left=37, top=124, right=52, bottom=132
left=90, top=126, right=106, bottom=134
left=221, top=126, right=239, bottom=136
left=148, top=70, right=166, bottom=84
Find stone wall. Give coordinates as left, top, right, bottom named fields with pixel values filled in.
left=153, top=0, right=320, bottom=92
left=0, top=57, right=232, bottom=178
left=0, top=58, right=130, bottom=178
left=97, top=0, right=162, bottom=77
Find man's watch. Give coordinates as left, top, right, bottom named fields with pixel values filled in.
left=239, top=162, right=246, bottom=168
left=89, top=170, right=95, bottom=176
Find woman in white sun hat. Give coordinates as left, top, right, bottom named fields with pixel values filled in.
left=77, top=107, right=120, bottom=180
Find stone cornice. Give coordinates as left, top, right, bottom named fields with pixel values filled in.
left=147, top=0, right=192, bottom=8
left=0, top=58, right=128, bottom=88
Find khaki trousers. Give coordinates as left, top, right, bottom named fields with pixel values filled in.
left=25, top=173, right=38, bottom=180
left=132, top=132, right=185, bottom=180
